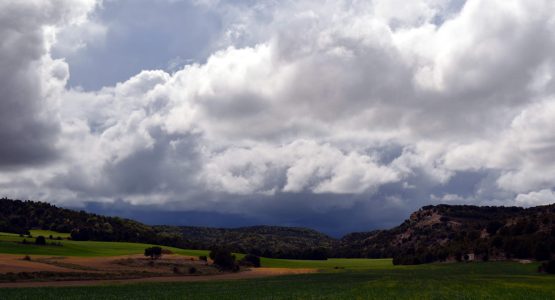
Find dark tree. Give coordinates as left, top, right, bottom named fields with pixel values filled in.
left=70, top=228, right=90, bottom=241
left=35, top=236, right=46, bottom=245
left=239, top=254, right=261, bottom=267
left=209, top=248, right=238, bottom=271
left=546, top=260, right=555, bottom=274
left=486, top=221, right=503, bottom=235
left=144, top=246, right=163, bottom=260
left=534, top=241, right=551, bottom=261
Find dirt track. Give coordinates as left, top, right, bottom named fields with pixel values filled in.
left=0, top=254, right=316, bottom=288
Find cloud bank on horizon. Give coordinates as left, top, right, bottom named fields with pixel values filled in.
left=1, top=0, right=555, bottom=234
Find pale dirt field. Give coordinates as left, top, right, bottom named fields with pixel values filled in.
left=0, top=254, right=72, bottom=273
left=0, top=254, right=316, bottom=288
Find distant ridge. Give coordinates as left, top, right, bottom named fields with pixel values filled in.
left=156, top=225, right=335, bottom=259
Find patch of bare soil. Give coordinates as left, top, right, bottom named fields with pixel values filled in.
left=0, top=267, right=317, bottom=288
left=0, top=254, right=316, bottom=288
left=0, top=254, right=72, bottom=273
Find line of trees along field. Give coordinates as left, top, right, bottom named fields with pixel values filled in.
left=1, top=198, right=555, bottom=264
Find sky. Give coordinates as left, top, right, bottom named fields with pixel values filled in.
left=1, top=0, right=555, bottom=237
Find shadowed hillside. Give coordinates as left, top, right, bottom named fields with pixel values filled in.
left=2, top=197, right=554, bottom=264
left=336, top=204, right=555, bottom=264
left=156, top=225, right=335, bottom=259
left=0, top=198, right=333, bottom=259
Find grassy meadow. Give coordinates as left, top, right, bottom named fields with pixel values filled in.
left=2, top=261, right=555, bottom=299
left=0, top=231, right=209, bottom=257
left=2, top=230, right=555, bottom=299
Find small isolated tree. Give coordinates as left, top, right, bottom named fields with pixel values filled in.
left=144, top=246, right=163, bottom=260
left=35, top=236, right=46, bottom=245
left=209, top=248, right=238, bottom=271
left=239, top=254, right=261, bottom=267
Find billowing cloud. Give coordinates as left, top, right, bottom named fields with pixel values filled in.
left=515, top=189, right=555, bottom=207
left=0, top=0, right=98, bottom=167
left=1, top=0, right=555, bottom=233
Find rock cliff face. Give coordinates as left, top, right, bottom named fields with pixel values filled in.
left=337, top=204, right=555, bottom=264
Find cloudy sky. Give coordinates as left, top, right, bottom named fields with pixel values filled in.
left=1, top=0, right=555, bottom=236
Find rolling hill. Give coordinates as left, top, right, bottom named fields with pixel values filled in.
left=337, top=204, right=555, bottom=264
left=2, top=197, right=554, bottom=264
left=156, top=225, right=335, bottom=259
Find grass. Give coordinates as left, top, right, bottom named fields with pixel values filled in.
left=0, top=231, right=209, bottom=257
left=260, top=257, right=393, bottom=269
left=2, top=262, right=555, bottom=299
left=2, top=230, right=554, bottom=299
left=29, top=230, right=71, bottom=239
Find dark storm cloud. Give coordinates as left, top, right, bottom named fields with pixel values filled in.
left=0, top=3, right=62, bottom=167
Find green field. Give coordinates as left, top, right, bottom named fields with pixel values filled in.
left=2, top=261, right=555, bottom=299
left=2, top=230, right=555, bottom=299
left=28, top=230, right=71, bottom=239
left=0, top=231, right=209, bottom=257
left=260, top=257, right=393, bottom=269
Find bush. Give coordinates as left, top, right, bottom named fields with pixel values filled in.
left=546, top=260, right=555, bottom=274
left=486, top=221, right=503, bottom=235
left=70, top=228, right=89, bottom=241
left=161, top=248, right=173, bottom=255
left=189, top=266, right=197, bottom=274
left=144, top=246, right=163, bottom=260
left=209, top=248, right=238, bottom=271
left=239, top=254, right=261, bottom=267
left=198, top=255, right=207, bottom=262
left=35, top=236, right=46, bottom=245
left=23, top=255, right=31, bottom=261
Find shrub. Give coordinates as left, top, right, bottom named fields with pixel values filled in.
left=189, top=266, right=197, bottom=274
left=144, top=246, right=163, bottom=260
left=23, top=255, right=31, bottom=261
left=546, top=260, right=555, bottom=274
left=486, top=221, right=503, bottom=235
left=161, top=248, right=173, bottom=255
left=198, top=255, right=207, bottom=262
left=209, top=248, right=238, bottom=271
left=70, top=228, right=90, bottom=241
left=239, top=254, right=261, bottom=267
left=35, top=236, right=46, bottom=245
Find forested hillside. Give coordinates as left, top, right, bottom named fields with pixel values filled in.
left=0, top=198, right=188, bottom=248
left=2, top=198, right=554, bottom=264
left=0, top=198, right=333, bottom=259
left=157, top=225, right=335, bottom=259
left=337, top=204, right=555, bottom=264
